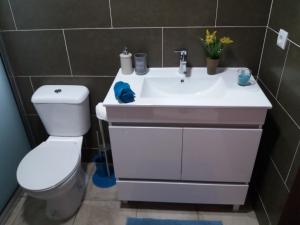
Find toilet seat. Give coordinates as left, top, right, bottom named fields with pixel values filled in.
left=17, top=137, right=82, bottom=192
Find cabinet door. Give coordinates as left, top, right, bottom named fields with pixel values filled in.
left=109, top=126, right=182, bottom=180
left=182, top=128, right=262, bottom=182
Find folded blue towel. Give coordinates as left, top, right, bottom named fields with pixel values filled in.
left=114, top=81, right=135, bottom=103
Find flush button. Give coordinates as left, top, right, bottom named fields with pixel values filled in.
left=54, top=89, right=62, bottom=94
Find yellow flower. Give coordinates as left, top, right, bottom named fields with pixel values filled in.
left=220, top=36, right=234, bottom=44
left=206, top=29, right=210, bottom=37
left=206, top=36, right=214, bottom=44
left=205, top=30, right=217, bottom=45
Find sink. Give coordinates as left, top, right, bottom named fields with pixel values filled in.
left=141, top=76, right=227, bottom=98
left=103, top=67, right=272, bottom=109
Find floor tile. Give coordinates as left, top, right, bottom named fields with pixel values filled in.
left=137, top=208, right=198, bottom=220
left=84, top=164, right=118, bottom=201
left=199, top=211, right=259, bottom=225
left=11, top=197, right=75, bottom=225
left=73, top=200, right=137, bottom=225
left=4, top=197, right=26, bottom=225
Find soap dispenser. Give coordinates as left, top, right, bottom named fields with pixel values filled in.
left=120, top=47, right=133, bottom=75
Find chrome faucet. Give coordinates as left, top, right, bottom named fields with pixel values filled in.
left=174, top=49, right=187, bottom=75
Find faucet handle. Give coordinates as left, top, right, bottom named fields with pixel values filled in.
left=174, top=49, right=187, bottom=56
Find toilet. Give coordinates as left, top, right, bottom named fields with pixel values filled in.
left=16, top=85, right=91, bottom=220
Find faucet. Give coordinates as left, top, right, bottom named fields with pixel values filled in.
left=174, top=49, right=188, bottom=75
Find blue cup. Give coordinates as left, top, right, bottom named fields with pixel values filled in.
left=238, top=69, right=251, bottom=86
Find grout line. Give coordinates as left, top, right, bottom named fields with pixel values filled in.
left=268, top=26, right=278, bottom=34
left=267, top=0, right=274, bottom=26
left=62, top=29, right=73, bottom=76
left=257, top=0, right=273, bottom=78
left=285, top=140, right=300, bottom=183
left=73, top=75, right=115, bottom=77
left=275, top=42, right=290, bottom=98
left=15, top=75, right=72, bottom=77
left=7, top=0, right=17, bottom=30
left=108, top=0, right=114, bottom=28
left=256, top=190, right=272, bottom=225
left=258, top=78, right=300, bottom=129
left=288, top=38, right=300, bottom=48
left=0, top=25, right=266, bottom=32
left=15, top=75, right=115, bottom=78
left=214, top=0, right=219, bottom=27
left=161, top=28, right=164, bottom=67
left=256, top=26, right=268, bottom=78
left=270, top=156, right=290, bottom=192
left=115, top=25, right=265, bottom=29
left=29, top=76, right=35, bottom=91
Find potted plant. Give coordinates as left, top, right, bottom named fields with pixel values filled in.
left=201, top=30, right=234, bottom=75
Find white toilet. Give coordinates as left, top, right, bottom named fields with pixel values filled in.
left=16, top=85, right=91, bottom=220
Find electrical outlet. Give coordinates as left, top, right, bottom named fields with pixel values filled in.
left=277, top=29, right=288, bottom=50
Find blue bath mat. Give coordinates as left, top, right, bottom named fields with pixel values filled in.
left=126, top=218, right=223, bottom=225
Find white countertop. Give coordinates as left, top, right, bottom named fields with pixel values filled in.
left=103, top=67, right=272, bottom=109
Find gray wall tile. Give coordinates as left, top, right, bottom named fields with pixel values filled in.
left=9, top=0, right=111, bottom=29
left=286, top=141, right=300, bottom=189
left=111, top=0, right=216, bottom=27
left=253, top=192, right=270, bottom=225
left=2, top=31, right=70, bottom=75
left=85, top=116, right=109, bottom=149
left=269, top=0, right=300, bottom=43
left=258, top=160, right=289, bottom=225
left=217, top=0, right=271, bottom=26
left=65, top=29, right=162, bottom=75
left=259, top=29, right=288, bottom=96
left=0, top=0, right=15, bottom=30
left=27, top=115, right=48, bottom=145
left=262, top=92, right=300, bottom=179
left=163, top=28, right=265, bottom=74
left=15, top=77, right=35, bottom=114
left=277, top=43, right=300, bottom=125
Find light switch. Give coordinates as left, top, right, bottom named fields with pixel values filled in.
left=277, top=29, right=288, bottom=50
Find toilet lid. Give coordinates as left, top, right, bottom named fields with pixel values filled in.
left=17, top=140, right=81, bottom=191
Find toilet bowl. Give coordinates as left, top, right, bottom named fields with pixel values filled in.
left=17, top=136, right=87, bottom=220
left=16, top=85, right=91, bottom=220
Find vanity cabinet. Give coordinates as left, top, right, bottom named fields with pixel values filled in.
left=109, top=125, right=262, bottom=205
left=104, top=68, right=272, bottom=207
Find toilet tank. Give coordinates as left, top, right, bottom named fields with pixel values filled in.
left=31, top=85, right=91, bottom=137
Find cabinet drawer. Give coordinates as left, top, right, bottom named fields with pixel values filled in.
left=109, top=126, right=182, bottom=180
left=117, top=180, right=248, bottom=205
left=182, top=128, right=262, bottom=182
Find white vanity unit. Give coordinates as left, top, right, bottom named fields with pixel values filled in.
left=103, top=68, right=272, bottom=207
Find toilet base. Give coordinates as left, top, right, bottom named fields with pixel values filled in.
left=45, top=167, right=87, bottom=220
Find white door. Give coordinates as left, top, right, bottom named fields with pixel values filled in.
left=109, top=126, right=182, bottom=180
left=182, top=128, right=262, bottom=182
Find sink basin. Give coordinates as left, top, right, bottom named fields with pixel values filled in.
left=141, top=76, right=227, bottom=98
left=103, top=67, right=272, bottom=109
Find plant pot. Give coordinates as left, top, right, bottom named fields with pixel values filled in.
left=206, top=58, right=219, bottom=75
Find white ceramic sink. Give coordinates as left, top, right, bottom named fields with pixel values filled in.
left=103, top=67, right=272, bottom=108
left=141, top=76, right=227, bottom=98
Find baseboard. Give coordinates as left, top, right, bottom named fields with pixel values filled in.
left=0, top=187, right=23, bottom=225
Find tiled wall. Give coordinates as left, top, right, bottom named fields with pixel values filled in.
left=1, top=0, right=299, bottom=223
left=0, top=0, right=271, bottom=153
left=253, top=0, right=300, bottom=224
